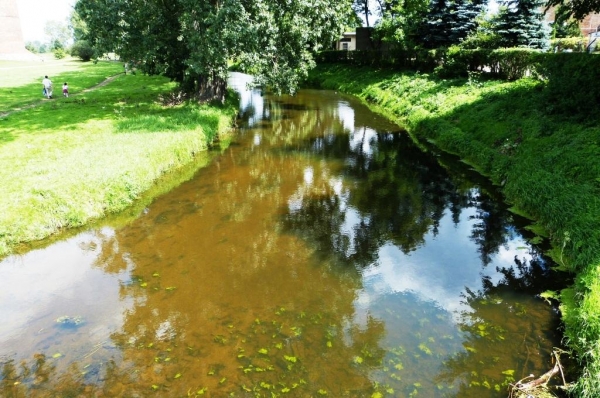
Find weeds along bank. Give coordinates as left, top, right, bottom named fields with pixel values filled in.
left=305, top=63, right=600, bottom=397
left=0, top=61, right=237, bottom=258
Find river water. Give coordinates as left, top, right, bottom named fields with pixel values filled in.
left=0, top=73, right=563, bottom=397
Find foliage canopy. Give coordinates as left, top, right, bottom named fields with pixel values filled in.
left=546, top=0, right=600, bottom=20
left=75, top=0, right=352, bottom=101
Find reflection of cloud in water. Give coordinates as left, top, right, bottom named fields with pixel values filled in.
left=228, top=73, right=263, bottom=128
left=351, top=207, right=536, bottom=327
left=337, top=101, right=355, bottom=132
left=0, top=230, right=134, bottom=361
left=337, top=101, right=377, bottom=157
left=350, top=127, right=377, bottom=157
left=303, top=166, right=314, bottom=185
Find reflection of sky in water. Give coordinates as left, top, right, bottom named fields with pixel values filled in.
left=288, top=167, right=534, bottom=329
left=282, top=91, right=540, bottom=355
left=355, top=208, right=532, bottom=324
left=229, top=73, right=264, bottom=128
left=0, top=74, right=557, bottom=396
left=329, top=89, right=534, bottom=327
left=0, top=229, right=134, bottom=362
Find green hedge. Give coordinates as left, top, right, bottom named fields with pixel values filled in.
left=317, top=48, right=600, bottom=116
left=437, top=47, right=542, bottom=80
left=537, top=53, right=600, bottom=116
left=316, top=49, right=441, bottom=71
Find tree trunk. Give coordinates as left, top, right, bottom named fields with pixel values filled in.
left=196, top=72, right=227, bottom=104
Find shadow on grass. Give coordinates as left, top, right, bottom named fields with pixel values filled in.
left=0, top=74, right=186, bottom=140
left=0, top=61, right=123, bottom=114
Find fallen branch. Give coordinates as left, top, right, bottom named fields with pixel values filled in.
left=509, top=349, right=566, bottom=398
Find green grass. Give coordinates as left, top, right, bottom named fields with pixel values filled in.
left=0, top=60, right=236, bottom=257
left=0, top=56, right=123, bottom=112
left=306, top=63, right=600, bottom=397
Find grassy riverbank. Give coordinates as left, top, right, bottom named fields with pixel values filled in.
left=305, top=64, right=600, bottom=397
left=0, top=60, right=236, bottom=257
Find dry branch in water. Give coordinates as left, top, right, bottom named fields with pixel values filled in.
left=508, top=349, right=567, bottom=398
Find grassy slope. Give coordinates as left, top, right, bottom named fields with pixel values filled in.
left=306, top=64, right=600, bottom=397
left=0, top=60, right=236, bottom=257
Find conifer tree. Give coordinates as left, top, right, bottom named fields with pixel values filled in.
left=491, top=0, right=550, bottom=48
left=419, top=0, right=485, bottom=48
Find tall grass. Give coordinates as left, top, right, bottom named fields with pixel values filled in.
left=0, top=61, right=236, bottom=257
left=307, top=64, right=600, bottom=397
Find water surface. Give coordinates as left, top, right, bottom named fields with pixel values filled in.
left=0, top=73, right=564, bottom=397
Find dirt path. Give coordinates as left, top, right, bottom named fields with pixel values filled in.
left=0, top=73, right=124, bottom=118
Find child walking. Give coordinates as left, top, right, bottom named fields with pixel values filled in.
left=62, top=82, right=69, bottom=97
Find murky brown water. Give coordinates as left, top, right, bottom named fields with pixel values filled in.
left=0, top=73, right=565, bottom=397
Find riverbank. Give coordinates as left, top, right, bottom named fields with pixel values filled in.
left=0, top=61, right=237, bottom=257
left=305, top=63, right=600, bottom=397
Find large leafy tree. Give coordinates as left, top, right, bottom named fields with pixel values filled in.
left=374, top=0, right=430, bottom=49
left=44, top=20, right=72, bottom=50
left=546, top=0, right=600, bottom=20
left=75, top=0, right=351, bottom=102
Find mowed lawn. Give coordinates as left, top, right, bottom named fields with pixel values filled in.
left=0, top=58, right=236, bottom=257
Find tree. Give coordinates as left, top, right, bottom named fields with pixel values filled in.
left=374, top=0, right=430, bottom=49
left=70, top=40, right=95, bottom=61
left=418, top=0, right=487, bottom=48
left=353, top=0, right=373, bottom=26
left=489, top=0, right=550, bottom=48
left=69, top=9, right=89, bottom=42
left=75, top=0, right=352, bottom=102
left=43, top=20, right=72, bottom=50
left=546, top=0, right=600, bottom=20
left=549, top=5, right=583, bottom=37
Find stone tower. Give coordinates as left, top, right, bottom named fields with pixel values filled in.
left=0, top=0, right=39, bottom=60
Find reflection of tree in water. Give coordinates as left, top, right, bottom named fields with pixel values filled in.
left=282, top=129, right=491, bottom=268
left=468, top=193, right=515, bottom=266
left=0, top=89, right=561, bottom=397
left=436, top=252, right=568, bottom=397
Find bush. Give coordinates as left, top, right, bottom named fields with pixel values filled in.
left=550, top=37, right=587, bottom=52
left=316, top=49, right=442, bottom=71
left=436, top=47, right=541, bottom=79
left=70, top=40, right=95, bottom=62
left=488, top=48, right=542, bottom=80
left=53, top=48, right=67, bottom=59
left=537, top=53, right=600, bottom=116
left=435, top=46, right=491, bottom=78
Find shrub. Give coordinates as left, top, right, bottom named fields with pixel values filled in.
left=488, top=48, right=542, bottom=80
left=550, top=37, right=587, bottom=52
left=53, top=48, right=67, bottom=59
left=537, top=52, right=600, bottom=116
left=70, top=40, right=95, bottom=62
left=435, top=46, right=491, bottom=77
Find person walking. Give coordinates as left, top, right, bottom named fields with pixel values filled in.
left=42, top=75, right=53, bottom=99
left=62, top=82, right=69, bottom=97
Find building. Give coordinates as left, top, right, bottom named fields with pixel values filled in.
left=336, top=32, right=356, bottom=51
left=334, top=28, right=379, bottom=51
left=0, top=0, right=40, bottom=60
left=544, top=7, right=600, bottom=40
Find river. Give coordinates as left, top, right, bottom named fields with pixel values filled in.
left=0, top=73, right=564, bottom=397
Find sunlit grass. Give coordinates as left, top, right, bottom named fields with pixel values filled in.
left=0, top=58, right=124, bottom=113
left=0, top=61, right=236, bottom=256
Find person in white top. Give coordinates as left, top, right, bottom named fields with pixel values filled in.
left=42, top=75, right=53, bottom=99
